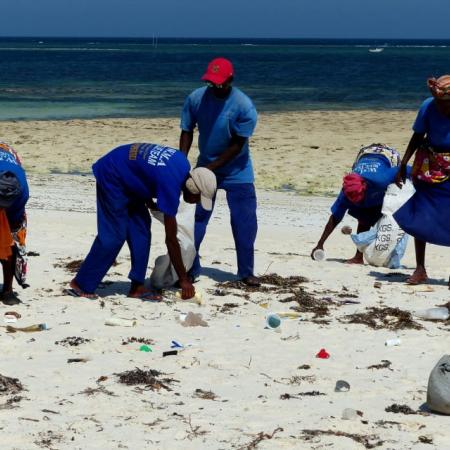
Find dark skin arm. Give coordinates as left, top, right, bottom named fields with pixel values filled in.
left=164, top=214, right=195, bottom=299
left=311, top=214, right=341, bottom=258
left=395, top=132, right=425, bottom=186
left=206, top=135, right=247, bottom=172
left=179, top=130, right=194, bottom=156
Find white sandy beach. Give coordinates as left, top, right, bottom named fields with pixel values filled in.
left=1, top=112, right=450, bottom=449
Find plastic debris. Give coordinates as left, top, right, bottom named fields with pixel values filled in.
left=266, top=313, right=281, bottom=329
left=416, top=307, right=449, bottom=321
left=316, top=348, right=330, bottom=359
left=385, top=338, right=401, bottom=347
left=335, top=380, right=350, bottom=392
left=179, top=312, right=208, bottom=327
left=104, top=318, right=136, bottom=327
left=312, top=249, right=325, bottom=261
left=427, top=355, right=450, bottom=415
left=139, top=345, right=152, bottom=352
left=6, top=323, right=48, bottom=333
left=342, top=408, right=359, bottom=420
left=163, top=350, right=178, bottom=357
left=171, top=340, right=183, bottom=349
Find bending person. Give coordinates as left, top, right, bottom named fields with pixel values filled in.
left=394, top=75, right=450, bottom=285
left=67, top=143, right=216, bottom=300
left=312, top=144, right=401, bottom=264
left=0, top=142, right=29, bottom=305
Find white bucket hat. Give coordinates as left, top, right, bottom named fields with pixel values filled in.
left=186, top=167, right=217, bottom=211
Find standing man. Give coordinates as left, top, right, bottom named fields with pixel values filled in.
left=180, top=57, right=260, bottom=286
left=67, top=143, right=216, bottom=300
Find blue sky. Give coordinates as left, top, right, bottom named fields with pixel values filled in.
left=2, top=0, right=449, bottom=39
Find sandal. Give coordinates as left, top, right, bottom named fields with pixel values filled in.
left=63, top=287, right=98, bottom=300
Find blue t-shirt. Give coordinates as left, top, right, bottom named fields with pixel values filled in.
left=413, top=97, right=450, bottom=151
left=180, top=86, right=257, bottom=184
left=331, top=154, right=399, bottom=222
left=93, top=143, right=191, bottom=217
left=0, top=150, right=29, bottom=224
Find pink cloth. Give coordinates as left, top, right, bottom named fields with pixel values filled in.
left=343, top=173, right=367, bottom=204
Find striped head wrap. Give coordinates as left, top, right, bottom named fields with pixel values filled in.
left=428, top=75, right=450, bottom=100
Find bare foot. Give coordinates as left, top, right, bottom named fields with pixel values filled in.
left=128, top=285, right=162, bottom=301
left=345, top=255, right=364, bottom=265
left=407, top=268, right=428, bottom=285
left=66, top=279, right=98, bottom=299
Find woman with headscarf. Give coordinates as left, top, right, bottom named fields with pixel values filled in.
left=312, top=144, right=401, bottom=264
left=0, top=142, right=29, bottom=305
left=394, top=75, right=450, bottom=285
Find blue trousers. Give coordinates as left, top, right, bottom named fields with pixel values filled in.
left=75, top=179, right=151, bottom=294
left=191, top=182, right=257, bottom=279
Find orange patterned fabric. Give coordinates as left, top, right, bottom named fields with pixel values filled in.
left=0, top=209, right=13, bottom=260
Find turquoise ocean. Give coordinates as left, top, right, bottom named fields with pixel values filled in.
left=1, top=38, right=450, bottom=120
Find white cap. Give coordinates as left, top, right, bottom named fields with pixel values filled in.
left=186, top=167, right=217, bottom=211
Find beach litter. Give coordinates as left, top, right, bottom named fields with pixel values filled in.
left=385, top=338, right=401, bottom=347
left=5, top=323, right=48, bottom=333
left=4, top=311, right=21, bottom=323
left=265, top=313, right=281, bottom=330
left=316, top=348, right=330, bottom=359
left=335, top=380, right=350, bottom=392
left=179, top=312, right=208, bottom=327
left=427, top=354, right=450, bottom=415
left=162, top=350, right=178, bottom=357
left=67, top=358, right=90, bottom=363
left=104, top=318, right=136, bottom=327
left=416, top=307, right=449, bottom=321
left=163, top=289, right=203, bottom=305
left=342, top=408, right=361, bottom=420
left=139, top=345, right=152, bottom=353
left=312, top=249, right=325, bottom=261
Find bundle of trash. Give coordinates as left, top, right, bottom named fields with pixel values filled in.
left=351, top=180, right=415, bottom=268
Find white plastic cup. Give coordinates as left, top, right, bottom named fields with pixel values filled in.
left=385, top=337, right=401, bottom=347
left=266, top=313, right=281, bottom=329
left=104, top=318, right=136, bottom=327
left=313, top=249, right=325, bottom=261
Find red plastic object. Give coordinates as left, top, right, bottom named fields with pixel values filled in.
left=316, top=348, right=330, bottom=359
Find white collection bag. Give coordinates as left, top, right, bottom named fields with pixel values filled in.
left=351, top=180, right=415, bottom=268
left=150, top=200, right=196, bottom=289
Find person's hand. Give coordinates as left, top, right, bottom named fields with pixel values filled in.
left=179, top=278, right=195, bottom=299
left=395, top=165, right=407, bottom=188
left=311, top=245, right=323, bottom=260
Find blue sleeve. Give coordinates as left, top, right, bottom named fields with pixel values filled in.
left=180, top=95, right=196, bottom=132
left=330, top=191, right=348, bottom=222
left=231, top=106, right=257, bottom=138
left=413, top=98, right=433, bottom=134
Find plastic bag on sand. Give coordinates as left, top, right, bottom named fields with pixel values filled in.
left=351, top=181, right=414, bottom=268
left=150, top=200, right=196, bottom=289
left=180, top=312, right=208, bottom=327
left=427, top=355, right=450, bottom=414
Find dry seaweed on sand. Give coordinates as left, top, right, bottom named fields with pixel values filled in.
left=219, top=302, right=240, bottom=313
left=115, top=368, right=178, bottom=392
left=280, top=391, right=325, bottom=399
left=238, top=427, right=283, bottom=450
left=217, top=273, right=308, bottom=294
left=367, top=360, right=392, bottom=370
left=340, top=306, right=423, bottom=330
left=55, top=336, right=91, bottom=347
left=281, top=288, right=336, bottom=319
left=0, top=395, right=23, bottom=410
left=385, top=404, right=417, bottom=415
left=418, top=436, right=433, bottom=444
left=121, top=337, right=155, bottom=346
left=0, top=374, right=23, bottom=395
left=193, top=388, right=218, bottom=400
left=53, top=258, right=84, bottom=274
left=300, top=429, right=384, bottom=449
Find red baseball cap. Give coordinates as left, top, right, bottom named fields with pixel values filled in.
left=201, top=58, right=234, bottom=85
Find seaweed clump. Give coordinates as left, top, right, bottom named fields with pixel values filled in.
left=116, top=368, right=178, bottom=392
left=340, top=307, right=422, bottom=330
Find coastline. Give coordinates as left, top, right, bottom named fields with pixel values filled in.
left=0, top=109, right=417, bottom=196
